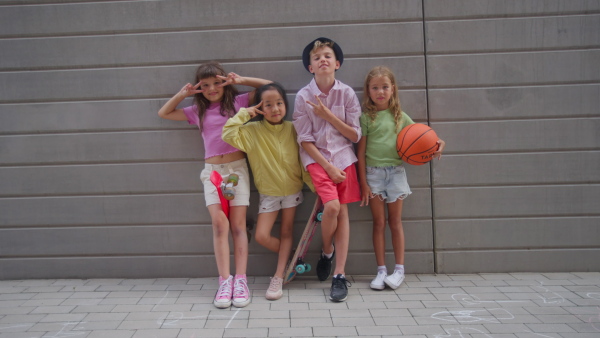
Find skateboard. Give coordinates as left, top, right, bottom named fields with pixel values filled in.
left=283, top=197, right=324, bottom=284
left=209, top=170, right=253, bottom=242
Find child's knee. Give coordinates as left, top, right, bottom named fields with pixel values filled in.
left=212, top=220, right=229, bottom=238
left=254, top=231, right=269, bottom=245
left=324, top=200, right=341, bottom=216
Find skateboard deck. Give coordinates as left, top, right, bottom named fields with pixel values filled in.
left=210, top=171, right=230, bottom=218
left=283, top=197, right=324, bottom=284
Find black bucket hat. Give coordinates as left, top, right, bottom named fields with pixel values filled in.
left=302, top=37, right=344, bottom=73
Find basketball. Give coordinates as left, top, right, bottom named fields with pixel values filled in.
left=396, top=123, right=439, bottom=165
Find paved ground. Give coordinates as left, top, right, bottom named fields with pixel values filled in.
left=0, top=272, right=599, bottom=338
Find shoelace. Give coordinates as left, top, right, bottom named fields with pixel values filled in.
left=333, top=276, right=352, bottom=289
left=217, top=277, right=233, bottom=298
left=268, top=278, right=282, bottom=292
left=234, top=278, right=248, bottom=297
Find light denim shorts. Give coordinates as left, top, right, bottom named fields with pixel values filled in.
left=200, top=158, right=251, bottom=207
left=258, top=191, right=304, bottom=213
left=366, top=165, right=412, bottom=203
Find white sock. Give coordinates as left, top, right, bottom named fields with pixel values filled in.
left=395, top=264, right=404, bottom=274
left=377, top=266, right=387, bottom=274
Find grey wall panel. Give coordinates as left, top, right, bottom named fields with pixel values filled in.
left=427, top=50, right=599, bottom=87
left=432, top=152, right=600, bottom=187
left=0, top=90, right=426, bottom=134
left=433, top=185, right=599, bottom=219
left=0, top=225, right=212, bottom=256
left=432, top=118, right=599, bottom=154
left=0, top=23, right=424, bottom=70
left=350, top=221, right=433, bottom=252
left=428, top=85, right=600, bottom=121
left=436, top=249, right=600, bottom=274
left=426, top=15, right=600, bottom=53
left=424, top=0, right=600, bottom=19
left=0, top=57, right=425, bottom=103
left=0, top=194, right=207, bottom=227
left=0, top=100, right=193, bottom=134
left=2, top=0, right=598, bottom=279
left=0, top=256, right=221, bottom=280
left=0, top=163, right=204, bottom=197
left=0, top=0, right=423, bottom=37
left=0, top=131, right=204, bottom=165
left=436, top=217, right=600, bottom=250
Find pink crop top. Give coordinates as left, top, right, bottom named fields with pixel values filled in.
left=182, top=92, right=250, bottom=159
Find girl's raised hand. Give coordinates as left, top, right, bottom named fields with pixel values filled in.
left=246, top=101, right=264, bottom=118
left=433, top=139, right=446, bottom=160
left=217, top=72, right=241, bottom=87
left=179, top=82, right=203, bottom=97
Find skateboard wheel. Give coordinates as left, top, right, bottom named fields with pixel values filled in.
left=226, top=174, right=239, bottom=186
left=295, top=265, right=305, bottom=274
left=305, top=263, right=311, bottom=272
left=316, top=212, right=323, bottom=222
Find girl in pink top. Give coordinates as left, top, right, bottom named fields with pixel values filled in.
left=158, top=61, right=270, bottom=309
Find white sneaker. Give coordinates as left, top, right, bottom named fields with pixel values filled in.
left=265, top=276, right=283, bottom=300
left=384, top=270, right=405, bottom=290
left=370, top=270, right=387, bottom=290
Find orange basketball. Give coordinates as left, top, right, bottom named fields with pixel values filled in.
left=396, top=123, right=439, bottom=165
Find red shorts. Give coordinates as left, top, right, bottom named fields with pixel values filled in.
left=307, top=163, right=361, bottom=205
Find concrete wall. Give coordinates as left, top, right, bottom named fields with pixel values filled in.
left=0, top=0, right=598, bottom=279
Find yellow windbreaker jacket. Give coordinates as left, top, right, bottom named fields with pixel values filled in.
left=222, top=108, right=313, bottom=196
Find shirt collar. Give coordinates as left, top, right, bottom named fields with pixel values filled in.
left=308, top=78, right=339, bottom=97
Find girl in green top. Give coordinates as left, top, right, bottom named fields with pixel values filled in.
left=357, top=66, right=445, bottom=291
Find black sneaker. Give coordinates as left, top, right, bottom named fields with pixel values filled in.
left=316, top=248, right=335, bottom=281
left=329, top=274, right=351, bottom=302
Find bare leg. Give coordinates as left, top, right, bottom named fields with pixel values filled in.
left=369, top=196, right=387, bottom=267
left=229, top=205, right=249, bottom=276
left=332, top=203, right=350, bottom=276
left=254, top=211, right=280, bottom=253
left=387, top=199, right=405, bottom=265
left=321, top=199, right=340, bottom=255
left=274, top=207, right=296, bottom=278
left=208, top=204, right=231, bottom=278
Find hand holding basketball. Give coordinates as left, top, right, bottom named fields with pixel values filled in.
left=397, top=124, right=441, bottom=165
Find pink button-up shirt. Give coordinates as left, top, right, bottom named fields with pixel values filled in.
left=293, top=78, right=362, bottom=170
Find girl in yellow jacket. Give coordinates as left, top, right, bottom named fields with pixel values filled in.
left=222, top=82, right=312, bottom=301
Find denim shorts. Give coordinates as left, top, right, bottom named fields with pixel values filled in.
left=200, top=158, right=251, bottom=207
left=258, top=191, right=304, bottom=213
left=366, top=165, right=412, bottom=203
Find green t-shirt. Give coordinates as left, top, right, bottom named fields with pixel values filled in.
left=360, top=109, right=414, bottom=167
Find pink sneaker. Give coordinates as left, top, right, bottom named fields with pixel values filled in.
left=232, top=274, right=250, bottom=308
left=213, top=275, right=233, bottom=308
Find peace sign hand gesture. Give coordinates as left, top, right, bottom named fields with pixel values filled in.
left=178, top=82, right=204, bottom=98
left=246, top=101, right=264, bottom=118
left=306, top=95, right=333, bottom=122
left=217, top=72, right=241, bottom=87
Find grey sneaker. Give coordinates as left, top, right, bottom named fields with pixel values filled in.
left=329, top=274, right=351, bottom=302
left=384, top=269, right=405, bottom=290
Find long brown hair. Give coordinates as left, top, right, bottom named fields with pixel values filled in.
left=194, top=61, right=239, bottom=131
left=362, top=66, right=404, bottom=131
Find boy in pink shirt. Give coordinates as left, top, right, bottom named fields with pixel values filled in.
left=293, top=37, right=362, bottom=302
